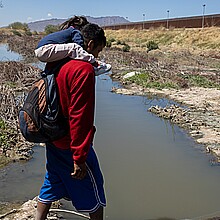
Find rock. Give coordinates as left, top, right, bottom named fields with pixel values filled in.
left=0, top=198, right=61, bottom=220
left=122, top=71, right=141, bottom=79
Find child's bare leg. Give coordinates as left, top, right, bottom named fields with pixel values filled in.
left=35, top=201, right=51, bottom=220
left=89, top=206, right=103, bottom=220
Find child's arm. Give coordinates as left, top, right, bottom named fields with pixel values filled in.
left=35, top=43, right=96, bottom=63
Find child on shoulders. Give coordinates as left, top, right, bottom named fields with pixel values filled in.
left=35, top=16, right=111, bottom=76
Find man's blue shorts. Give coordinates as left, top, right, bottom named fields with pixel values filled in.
left=38, top=143, right=106, bottom=213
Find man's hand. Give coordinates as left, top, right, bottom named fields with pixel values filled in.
left=71, top=162, right=87, bottom=180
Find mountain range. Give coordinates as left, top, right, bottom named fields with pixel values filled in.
left=28, top=16, right=129, bottom=32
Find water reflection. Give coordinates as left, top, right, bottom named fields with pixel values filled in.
left=0, top=43, right=22, bottom=61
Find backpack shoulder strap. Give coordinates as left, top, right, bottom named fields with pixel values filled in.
left=41, top=57, right=71, bottom=77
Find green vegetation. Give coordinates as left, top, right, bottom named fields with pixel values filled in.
left=32, top=31, right=38, bottom=35
left=125, top=73, right=178, bottom=89
left=146, top=40, right=159, bottom=52
left=0, top=156, right=10, bottom=169
left=25, top=30, right=32, bottom=36
left=44, top=24, right=59, bottom=34
left=183, top=74, right=220, bottom=88
left=122, top=44, right=130, bottom=52
left=11, top=30, right=22, bottom=36
left=0, top=119, right=6, bottom=129
left=8, top=22, right=29, bottom=31
left=8, top=21, right=32, bottom=36
left=125, top=72, right=219, bottom=90
left=108, top=37, right=116, bottom=42
left=0, top=120, right=9, bottom=148
left=116, top=40, right=126, bottom=45
left=106, top=40, right=112, bottom=47
left=106, top=27, right=220, bottom=51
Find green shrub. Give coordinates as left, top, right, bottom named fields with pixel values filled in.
left=0, top=120, right=6, bottom=129
left=126, top=73, right=178, bottom=89
left=32, top=31, right=38, bottom=35
left=8, top=22, right=29, bottom=31
left=25, top=30, right=32, bottom=36
left=44, top=25, right=59, bottom=35
left=108, top=37, right=116, bottom=42
left=116, top=40, right=126, bottom=45
left=122, top=44, right=130, bottom=52
left=146, top=40, right=159, bottom=52
left=11, top=30, right=22, bottom=36
left=187, top=75, right=220, bottom=88
left=106, top=40, right=112, bottom=48
left=116, top=40, right=121, bottom=45
left=127, top=73, right=149, bottom=86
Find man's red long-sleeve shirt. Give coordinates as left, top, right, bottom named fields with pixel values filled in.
left=52, top=60, right=95, bottom=164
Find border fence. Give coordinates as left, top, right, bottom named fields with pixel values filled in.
left=104, top=14, right=220, bottom=30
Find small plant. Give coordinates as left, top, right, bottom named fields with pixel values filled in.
left=122, top=44, right=130, bottom=52
left=0, top=120, right=8, bottom=148
left=25, top=30, right=32, bottom=36
left=0, top=119, right=6, bottom=129
left=11, top=30, right=22, bottom=36
left=106, top=40, right=112, bottom=48
left=116, top=40, right=122, bottom=45
left=117, top=40, right=126, bottom=45
left=108, top=37, right=116, bottom=42
left=8, top=22, right=29, bottom=31
left=146, top=40, right=159, bottom=52
left=186, top=75, right=220, bottom=88
left=126, top=73, right=178, bottom=89
left=32, top=31, right=38, bottom=35
left=44, top=25, right=59, bottom=34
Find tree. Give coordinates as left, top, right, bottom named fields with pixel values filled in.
left=44, top=25, right=59, bottom=34
left=8, top=22, right=29, bottom=31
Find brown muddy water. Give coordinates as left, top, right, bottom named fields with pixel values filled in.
left=1, top=46, right=220, bottom=220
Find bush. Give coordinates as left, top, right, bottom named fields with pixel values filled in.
left=9, top=22, right=29, bottom=31
left=126, top=73, right=178, bottom=89
left=44, top=25, right=59, bottom=34
left=116, top=40, right=122, bottom=45
left=108, top=37, right=116, bottom=42
left=146, top=40, right=159, bottom=52
left=25, top=30, right=32, bottom=36
left=11, top=30, right=22, bottom=36
left=116, top=40, right=126, bottom=45
left=122, top=44, right=130, bottom=52
left=32, top=31, right=38, bottom=35
left=106, top=40, right=112, bottom=48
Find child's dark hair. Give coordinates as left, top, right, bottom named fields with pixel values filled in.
left=81, top=23, right=106, bottom=49
left=59, top=16, right=89, bottom=31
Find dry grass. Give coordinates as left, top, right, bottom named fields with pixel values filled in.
left=105, top=27, right=220, bottom=52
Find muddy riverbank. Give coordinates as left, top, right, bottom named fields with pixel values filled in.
left=102, top=45, right=220, bottom=163
left=0, top=61, right=41, bottom=168
left=112, top=85, right=220, bottom=162
left=109, top=70, right=220, bottom=163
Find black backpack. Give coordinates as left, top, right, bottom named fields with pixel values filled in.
left=18, top=59, right=69, bottom=143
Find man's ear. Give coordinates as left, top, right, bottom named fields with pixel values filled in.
left=87, top=40, right=94, bottom=51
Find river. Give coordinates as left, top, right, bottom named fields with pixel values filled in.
left=1, top=44, right=220, bottom=220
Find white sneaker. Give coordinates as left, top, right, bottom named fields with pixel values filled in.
left=94, top=62, right=112, bottom=76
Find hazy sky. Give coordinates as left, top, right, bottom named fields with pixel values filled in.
left=0, top=0, right=219, bottom=27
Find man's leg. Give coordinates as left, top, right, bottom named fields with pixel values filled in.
left=35, top=201, right=51, bottom=220
left=89, top=206, right=103, bottom=220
